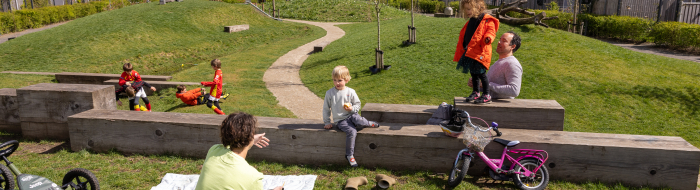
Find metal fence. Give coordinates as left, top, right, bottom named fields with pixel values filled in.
left=679, top=1, right=700, bottom=24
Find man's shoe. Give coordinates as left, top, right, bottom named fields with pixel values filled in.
left=368, top=121, right=380, bottom=128
left=465, top=91, right=480, bottom=102
left=473, top=94, right=491, bottom=104
left=346, top=155, right=358, bottom=167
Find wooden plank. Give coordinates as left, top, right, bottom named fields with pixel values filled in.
left=362, top=103, right=436, bottom=124
left=0, top=88, right=20, bottom=133
left=55, top=72, right=172, bottom=85
left=224, top=25, right=249, bottom=33
left=68, top=109, right=700, bottom=189
left=313, top=41, right=330, bottom=52
left=454, top=97, right=564, bottom=131
left=17, top=83, right=116, bottom=140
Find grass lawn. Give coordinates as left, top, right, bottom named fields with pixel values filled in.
left=261, top=0, right=410, bottom=22
left=300, top=16, right=700, bottom=148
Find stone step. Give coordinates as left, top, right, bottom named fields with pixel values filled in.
left=55, top=72, right=172, bottom=85
left=68, top=109, right=700, bottom=190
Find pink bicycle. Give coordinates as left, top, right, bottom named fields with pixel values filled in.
left=443, top=109, right=549, bottom=190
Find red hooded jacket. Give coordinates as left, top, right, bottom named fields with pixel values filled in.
left=119, top=70, right=142, bottom=86
left=453, top=14, right=500, bottom=70
left=201, top=69, right=223, bottom=99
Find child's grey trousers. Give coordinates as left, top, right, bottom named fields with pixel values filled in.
left=337, top=113, right=371, bottom=156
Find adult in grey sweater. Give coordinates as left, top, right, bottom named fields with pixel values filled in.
left=470, top=31, right=523, bottom=99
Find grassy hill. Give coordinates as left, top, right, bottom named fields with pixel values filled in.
left=300, top=16, right=700, bottom=148
left=0, top=0, right=326, bottom=117
left=261, top=0, right=410, bottom=22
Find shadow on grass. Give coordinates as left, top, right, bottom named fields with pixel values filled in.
left=164, top=103, right=191, bottom=112
left=603, top=85, right=700, bottom=115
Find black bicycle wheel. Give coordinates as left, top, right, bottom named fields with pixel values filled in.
left=0, top=164, right=15, bottom=190
left=513, top=158, right=549, bottom=190
left=62, top=168, right=99, bottom=190
left=446, top=156, right=471, bottom=188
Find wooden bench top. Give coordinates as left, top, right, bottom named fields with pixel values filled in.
left=55, top=72, right=172, bottom=84
left=0, top=88, right=16, bottom=96
left=453, top=97, right=564, bottom=109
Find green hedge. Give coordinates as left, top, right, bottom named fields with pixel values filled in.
left=650, top=21, right=700, bottom=49
left=0, top=0, right=129, bottom=34
left=508, top=9, right=699, bottom=50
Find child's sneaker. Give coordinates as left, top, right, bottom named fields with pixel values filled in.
left=221, top=92, right=230, bottom=100
left=346, top=155, right=358, bottom=167
left=473, top=94, right=491, bottom=104
left=465, top=91, right=480, bottom=102
left=368, top=121, right=380, bottom=128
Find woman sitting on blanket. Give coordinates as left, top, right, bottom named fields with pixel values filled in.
left=195, top=112, right=283, bottom=190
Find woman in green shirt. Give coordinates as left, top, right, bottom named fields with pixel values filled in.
left=195, top=113, right=283, bottom=190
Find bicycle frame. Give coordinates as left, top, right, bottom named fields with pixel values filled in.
left=455, top=146, right=548, bottom=178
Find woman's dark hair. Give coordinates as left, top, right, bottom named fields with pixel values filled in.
left=506, top=31, right=522, bottom=53
left=220, top=112, right=257, bottom=149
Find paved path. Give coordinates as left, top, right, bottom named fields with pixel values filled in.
left=263, top=20, right=349, bottom=120
left=603, top=39, right=700, bottom=63
left=0, top=21, right=69, bottom=44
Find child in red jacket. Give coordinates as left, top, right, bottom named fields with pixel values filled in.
left=117, top=63, right=156, bottom=111
left=454, top=0, right=499, bottom=104
left=176, top=85, right=210, bottom=106
left=201, top=59, right=226, bottom=115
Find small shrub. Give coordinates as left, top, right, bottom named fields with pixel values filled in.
left=579, top=14, right=652, bottom=42
left=548, top=1, right=558, bottom=11
left=0, top=1, right=123, bottom=34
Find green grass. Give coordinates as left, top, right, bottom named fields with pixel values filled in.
left=300, top=16, right=700, bottom=147
left=0, top=0, right=326, bottom=117
left=0, top=74, right=57, bottom=89
left=3, top=137, right=669, bottom=190
left=261, top=0, right=410, bottom=22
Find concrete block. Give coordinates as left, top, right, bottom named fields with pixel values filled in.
left=224, top=25, right=249, bottom=33
left=313, top=41, right=330, bottom=53
left=103, top=79, right=201, bottom=96
left=0, top=89, right=21, bottom=134
left=55, top=72, right=171, bottom=85
left=362, top=103, right=435, bottom=124
left=454, top=97, right=565, bottom=131
left=68, top=109, right=700, bottom=189
left=18, top=83, right=116, bottom=140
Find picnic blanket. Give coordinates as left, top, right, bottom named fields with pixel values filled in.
left=150, top=173, right=317, bottom=190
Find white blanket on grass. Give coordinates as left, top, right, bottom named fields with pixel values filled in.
left=150, top=173, right=317, bottom=190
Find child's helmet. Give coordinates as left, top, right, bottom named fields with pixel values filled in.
left=439, top=120, right=464, bottom=138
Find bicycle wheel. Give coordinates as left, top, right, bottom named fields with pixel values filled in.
left=0, top=164, right=15, bottom=190
left=446, top=156, right=471, bottom=188
left=513, top=158, right=549, bottom=190
left=62, top=168, right=99, bottom=190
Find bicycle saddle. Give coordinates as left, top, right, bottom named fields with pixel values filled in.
left=493, top=138, right=520, bottom=147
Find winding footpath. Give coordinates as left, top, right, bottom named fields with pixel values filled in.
left=263, top=20, right=349, bottom=120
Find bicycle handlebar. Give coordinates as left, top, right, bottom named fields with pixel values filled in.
left=454, top=109, right=501, bottom=136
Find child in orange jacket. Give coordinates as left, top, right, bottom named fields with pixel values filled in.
left=176, top=85, right=210, bottom=106
left=201, top=59, right=226, bottom=115
left=454, top=0, right=499, bottom=104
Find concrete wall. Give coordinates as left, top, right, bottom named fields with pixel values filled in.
left=68, top=109, right=700, bottom=190
left=55, top=72, right=171, bottom=85
left=0, top=88, right=20, bottom=133
left=18, top=83, right=116, bottom=140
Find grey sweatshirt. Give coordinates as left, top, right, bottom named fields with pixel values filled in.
left=322, top=87, right=361, bottom=125
left=487, top=56, right=523, bottom=99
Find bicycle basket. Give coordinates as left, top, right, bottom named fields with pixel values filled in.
left=461, top=121, right=493, bottom=152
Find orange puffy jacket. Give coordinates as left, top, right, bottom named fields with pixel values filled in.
left=453, top=14, right=500, bottom=70
left=176, top=88, right=203, bottom=106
